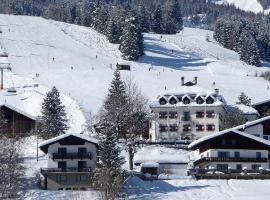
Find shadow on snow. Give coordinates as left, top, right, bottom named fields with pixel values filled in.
left=139, top=36, right=212, bottom=71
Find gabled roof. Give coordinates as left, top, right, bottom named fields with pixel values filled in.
left=188, top=129, right=270, bottom=150
left=252, top=99, right=270, bottom=107
left=39, top=133, right=99, bottom=153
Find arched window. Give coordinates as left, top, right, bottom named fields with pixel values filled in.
left=183, top=96, right=191, bottom=105
left=206, top=96, right=215, bottom=104
left=159, top=97, right=167, bottom=105
left=169, top=96, right=178, bottom=105
left=196, top=96, right=204, bottom=104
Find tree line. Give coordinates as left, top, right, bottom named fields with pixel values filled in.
left=214, top=16, right=270, bottom=67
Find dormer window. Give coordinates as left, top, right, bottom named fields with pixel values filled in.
left=196, top=96, right=204, bottom=104
left=159, top=97, right=167, bottom=105
left=183, top=96, right=191, bottom=105
left=206, top=96, right=215, bottom=104
left=169, top=96, right=178, bottom=105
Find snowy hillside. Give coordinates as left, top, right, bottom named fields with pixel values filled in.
left=214, top=0, right=267, bottom=14
left=1, top=14, right=270, bottom=115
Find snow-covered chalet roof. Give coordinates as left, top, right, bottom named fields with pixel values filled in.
left=39, top=133, right=99, bottom=153
left=0, top=85, right=86, bottom=133
left=188, top=129, right=270, bottom=150
left=230, top=104, right=260, bottom=115
left=140, top=162, right=159, bottom=168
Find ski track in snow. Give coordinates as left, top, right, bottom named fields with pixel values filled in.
left=1, top=14, right=270, bottom=199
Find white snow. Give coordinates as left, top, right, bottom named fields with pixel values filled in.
left=232, top=104, right=259, bottom=115
left=140, top=162, right=159, bottom=168
left=38, top=133, right=98, bottom=149
left=1, top=15, right=270, bottom=115
left=1, top=14, right=270, bottom=199
left=188, top=129, right=270, bottom=149
left=134, top=146, right=189, bottom=164
left=214, top=0, right=266, bottom=14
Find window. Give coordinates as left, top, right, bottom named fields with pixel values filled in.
left=169, top=97, right=177, bottom=105
left=206, top=96, right=215, bottom=104
left=159, top=124, right=168, bottom=132
left=234, top=152, right=240, bottom=158
left=221, top=139, right=227, bottom=146
left=169, top=112, right=178, bottom=119
left=206, top=124, right=215, bottom=131
left=218, top=151, right=230, bottom=158
left=78, top=161, right=87, bottom=170
left=196, top=124, right=204, bottom=132
left=236, top=164, right=242, bottom=170
left=183, top=97, right=191, bottom=105
left=256, top=152, right=262, bottom=159
left=58, top=188, right=63, bottom=190
left=78, top=148, right=87, bottom=155
left=231, top=140, right=237, bottom=146
left=159, top=97, right=167, bottom=105
left=206, top=111, right=215, bottom=118
left=196, top=111, right=204, bottom=118
left=76, top=175, right=87, bottom=182
left=216, top=164, right=228, bottom=171
left=169, top=124, right=178, bottom=132
left=263, top=135, right=269, bottom=140
left=252, top=165, right=261, bottom=170
left=182, top=111, right=191, bottom=121
left=183, top=124, right=191, bottom=132
left=196, top=97, right=204, bottom=104
left=66, top=188, right=71, bottom=190
left=57, top=175, right=67, bottom=182
left=58, top=161, right=67, bottom=170
left=58, top=148, right=67, bottom=154
left=159, top=112, right=167, bottom=119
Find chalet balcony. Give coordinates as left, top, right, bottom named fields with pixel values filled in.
left=194, top=157, right=268, bottom=166
left=41, top=167, right=92, bottom=174
left=52, top=153, right=92, bottom=160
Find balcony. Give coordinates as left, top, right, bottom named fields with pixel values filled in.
left=194, top=157, right=268, bottom=166
left=41, top=167, right=92, bottom=174
left=52, top=153, right=92, bottom=160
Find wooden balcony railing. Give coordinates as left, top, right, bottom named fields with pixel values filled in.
left=41, top=167, right=92, bottom=174
left=194, top=157, right=268, bottom=166
left=52, top=153, right=92, bottom=160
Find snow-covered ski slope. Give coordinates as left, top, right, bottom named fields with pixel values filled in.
left=214, top=0, right=266, bottom=14
left=1, top=14, right=270, bottom=114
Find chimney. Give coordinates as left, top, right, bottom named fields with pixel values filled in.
left=215, top=88, right=219, bottom=95
left=181, top=77, right=185, bottom=86
left=194, top=77, right=198, bottom=85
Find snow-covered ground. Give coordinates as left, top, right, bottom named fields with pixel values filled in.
left=214, top=0, right=267, bottom=14
left=1, top=14, right=270, bottom=199
left=126, top=177, right=270, bottom=200
left=1, top=14, right=270, bottom=114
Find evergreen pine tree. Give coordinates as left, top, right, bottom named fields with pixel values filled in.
left=237, top=92, right=252, bottom=106
left=98, top=70, right=129, bottom=138
left=163, top=0, right=183, bottom=34
left=106, top=18, right=120, bottom=44
left=239, top=31, right=261, bottom=67
left=152, top=5, right=163, bottom=34
left=93, top=129, right=125, bottom=200
left=40, top=86, right=69, bottom=139
left=0, top=109, right=8, bottom=136
left=119, top=13, right=144, bottom=61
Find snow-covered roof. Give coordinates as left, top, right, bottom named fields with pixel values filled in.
left=0, top=85, right=86, bottom=133
left=134, top=146, right=189, bottom=164
left=39, top=133, right=99, bottom=151
left=252, top=99, right=270, bottom=107
left=151, top=85, right=226, bottom=108
left=163, top=85, right=214, bottom=96
left=231, top=104, right=260, bottom=115
left=189, top=129, right=270, bottom=149
left=140, top=162, right=159, bottom=168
